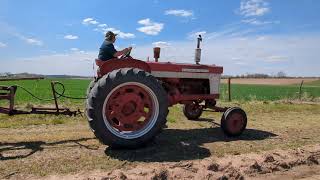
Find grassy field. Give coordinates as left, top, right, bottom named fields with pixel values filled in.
left=0, top=78, right=319, bottom=106
left=220, top=82, right=320, bottom=101
left=0, top=78, right=90, bottom=106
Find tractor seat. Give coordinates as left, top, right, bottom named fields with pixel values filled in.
left=95, top=59, right=106, bottom=67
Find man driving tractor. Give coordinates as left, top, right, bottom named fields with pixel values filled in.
left=98, top=31, right=132, bottom=61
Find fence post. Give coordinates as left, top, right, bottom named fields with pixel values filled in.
left=228, top=78, right=231, bottom=102
left=299, top=80, right=304, bottom=100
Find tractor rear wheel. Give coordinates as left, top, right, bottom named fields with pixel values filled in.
left=86, top=79, right=96, bottom=96
left=183, top=102, right=203, bottom=120
left=86, top=68, right=168, bottom=148
left=221, top=107, right=247, bottom=136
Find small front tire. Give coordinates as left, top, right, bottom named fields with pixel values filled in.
left=221, top=107, right=247, bottom=137
left=183, top=102, right=203, bottom=120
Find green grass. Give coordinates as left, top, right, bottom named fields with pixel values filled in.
left=0, top=78, right=91, bottom=105
left=0, top=78, right=319, bottom=106
left=220, top=83, right=320, bottom=101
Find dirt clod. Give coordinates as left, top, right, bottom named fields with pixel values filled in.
left=207, top=162, right=220, bottom=172
left=250, top=161, right=262, bottom=172
left=307, top=154, right=319, bottom=165
left=279, top=162, right=291, bottom=169
left=221, top=167, right=244, bottom=180
left=264, top=155, right=275, bottom=163
left=151, top=169, right=169, bottom=180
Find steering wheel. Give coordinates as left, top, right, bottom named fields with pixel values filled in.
left=120, top=48, right=132, bottom=59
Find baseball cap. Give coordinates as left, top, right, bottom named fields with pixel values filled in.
left=105, top=31, right=118, bottom=38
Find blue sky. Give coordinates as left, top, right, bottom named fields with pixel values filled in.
left=0, top=0, right=320, bottom=76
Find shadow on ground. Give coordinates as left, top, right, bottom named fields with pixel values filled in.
left=0, top=138, right=96, bottom=161
left=105, top=127, right=277, bottom=162
left=0, top=123, right=277, bottom=163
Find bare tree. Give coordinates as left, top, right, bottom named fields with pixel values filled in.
left=276, top=71, right=286, bottom=78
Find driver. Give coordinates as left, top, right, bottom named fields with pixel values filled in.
left=98, top=31, right=132, bottom=61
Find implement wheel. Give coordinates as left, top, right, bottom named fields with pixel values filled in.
left=183, top=102, right=203, bottom=120
left=86, top=68, right=168, bottom=148
left=221, top=107, right=247, bottom=137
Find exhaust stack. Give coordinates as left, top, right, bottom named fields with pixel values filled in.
left=195, top=35, right=202, bottom=65
left=153, top=47, right=160, bottom=62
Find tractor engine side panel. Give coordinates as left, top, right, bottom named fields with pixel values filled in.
left=151, top=71, right=221, bottom=95
left=147, top=62, right=223, bottom=106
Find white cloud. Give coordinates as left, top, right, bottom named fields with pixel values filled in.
left=265, top=55, right=289, bottom=62
left=164, top=9, right=193, bottom=17
left=239, top=0, right=270, bottom=17
left=0, top=42, right=7, bottom=48
left=231, top=57, right=243, bottom=61
left=25, top=38, right=43, bottom=46
left=257, top=36, right=268, bottom=41
left=137, top=18, right=164, bottom=35
left=70, top=48, right=79, bottom=51
left=104, top=28, right=135, bottom=39
left=70, top=48, right=87, bottom=54
left=235, top=62, right=247, bottom=65
left=88, top=20, right=135, bottom=39
left=206, top=27, right=251, bottom=40
left=12, top=32, right=43, bottom=46
left=98, top=24, right=107, bottom=28
left=138, top=19, right=151, bottom=25
left=152, top=41, right=171, bottom=47
left=82, top=18, right=99, bottom=25
left=64, top=34, right=79, bottom=40
left=242, top=18, right=279, bottom=25
left=0, top=22, right=43, bottom=46
left=96, top=27, right=135, bottom=39
left=118, top=32, right=135, bottom=39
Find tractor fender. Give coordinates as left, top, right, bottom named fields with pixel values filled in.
left=96, top=58, right=151, bottom=77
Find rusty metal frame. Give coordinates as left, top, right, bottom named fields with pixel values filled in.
left=0, top=82, right=80, bottom=116
left=0, top=85, right=17, bottom=115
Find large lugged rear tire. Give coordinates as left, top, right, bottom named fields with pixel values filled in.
left=86, top=68, right=168, bottom=148
left=86, top=79, right=96, bottom=96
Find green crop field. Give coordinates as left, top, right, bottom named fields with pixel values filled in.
left=220, top=82, right=320, bottom=101
left=0, top=78, right=91, bottom=105
left=0, top=78, right=319, bottom=106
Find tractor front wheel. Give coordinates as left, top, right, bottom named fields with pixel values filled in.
left=221, top=107, right=247, bottom=136
left=86, top=68, right=168, bottom=148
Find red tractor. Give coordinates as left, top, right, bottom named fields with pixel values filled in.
left=86, top=36, right=247, bottom=148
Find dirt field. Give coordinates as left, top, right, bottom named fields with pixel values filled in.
left=0, top=102, right=320, bottom=179
left=41, top=144, right=320, bottom=180
left=221, top=78, right=319, bottom=85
